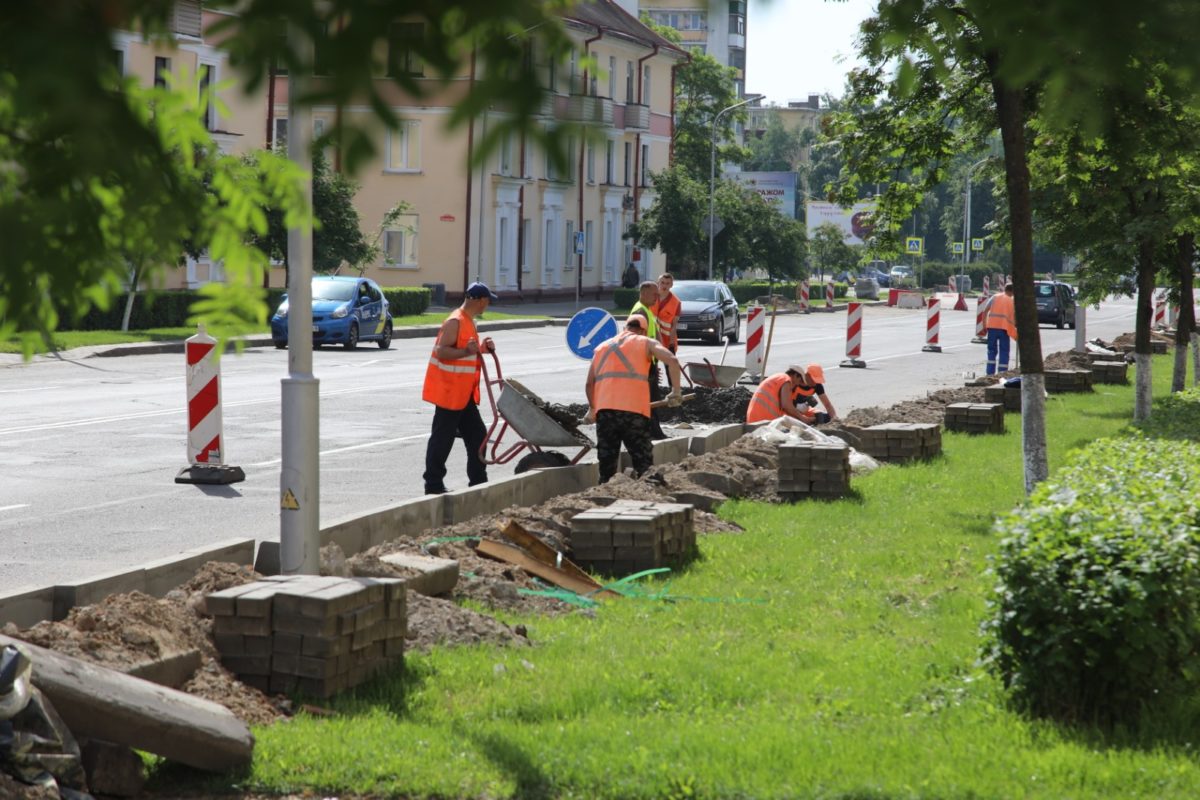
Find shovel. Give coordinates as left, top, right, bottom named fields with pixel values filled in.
left=649, top=393, right=696, bottom=410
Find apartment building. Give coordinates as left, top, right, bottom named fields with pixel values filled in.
left=640, top=0, right=747, bottom=96
left=745, top=94, right=827, bottom=170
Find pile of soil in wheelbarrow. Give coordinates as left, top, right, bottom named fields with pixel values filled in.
left=555, top=385, right=752, bottom=428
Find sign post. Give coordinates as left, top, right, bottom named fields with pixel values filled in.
left=565, top=308, right=618, bottom=361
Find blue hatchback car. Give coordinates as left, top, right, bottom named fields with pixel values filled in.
left=271, top=276, right=393, bottom=350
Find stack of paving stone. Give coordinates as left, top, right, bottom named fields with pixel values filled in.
left=856, top=423, right=941, bottom=463
left=569, top=500, right=695, bottom=575
left=1088, top=360, right=1128, bottom=384
left=776, top=442, right=851, bottom=500
left=944, top=402, right=1005, bottom=434
left=983, top=383, right=1022, bottom=412
left=1121, top=341, right=1168, bottom=355
left=206, top=575, right=406, bottom=698
left=1044, top=369, right=1093, bottom=393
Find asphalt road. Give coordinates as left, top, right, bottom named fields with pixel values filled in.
left=0, top=296, right=1139, bottom=591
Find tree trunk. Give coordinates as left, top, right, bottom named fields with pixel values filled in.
left=1133, top=236, right=1156, bottom=421
left=1193, top=331, right=1200, bottom=388
left=1173, top=233, right=1196, bottom=392
left=990, top=71, right=1047, bottom=493
left=121, top=262, right=141, bottom=333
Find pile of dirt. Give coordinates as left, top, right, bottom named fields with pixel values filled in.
left=1111, top=330, right=1176, bottom=350
left=557, top=385, right=753, bottom=428
left=1043, top=350, right=1094, bottom=370
left=841, top=386, right=987, bottom=427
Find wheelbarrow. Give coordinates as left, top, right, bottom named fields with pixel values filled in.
left=682, top=338, right=744, bottom=389
left=479, top=350, right=593, bottom=471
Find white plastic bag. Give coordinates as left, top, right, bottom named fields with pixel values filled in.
left=751, top=417, right=880, bottom=473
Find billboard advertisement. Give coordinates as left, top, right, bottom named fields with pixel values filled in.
left=733, top=171, right=796, bottom=219
left=805, top=200, right=876, bottom=245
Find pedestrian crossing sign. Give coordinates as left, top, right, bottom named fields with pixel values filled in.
left=972, top=238, right=984, bottom=251
left=952, top=242, right=965, bottom=254
left=905, top=237, right=924, bottom=255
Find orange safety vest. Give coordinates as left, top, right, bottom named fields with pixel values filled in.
left=746, top=373, right=791, bottom=423
left=986, top=293, right=1018, bottom=339
left=422, top=308, right=481, bottom=409
left=592, top=331, right=652, bottom=417
left=654, top=291, right=681, bottom=348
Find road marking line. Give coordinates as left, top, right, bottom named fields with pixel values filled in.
left=247, top=432, right=431, bottom=467
left=0, top=504, right=29, bottom=513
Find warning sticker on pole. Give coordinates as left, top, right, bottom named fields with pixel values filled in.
left=281, top=488, right=300, bottom=510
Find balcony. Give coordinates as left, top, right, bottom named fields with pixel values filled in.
left=623, top=103, right=650, bottom=130
left=535, top=93, right=559, bottom=119
left=565, top=94, right=614, bottom=126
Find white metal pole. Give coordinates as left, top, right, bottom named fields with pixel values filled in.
left=281, top=23, right=320, bottom=576
left=708, top=121, right=717, bottom=282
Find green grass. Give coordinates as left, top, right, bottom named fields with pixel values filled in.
left=0, top=311, right=549, bottom=354
left=156, top=360, right=1200, bottom=799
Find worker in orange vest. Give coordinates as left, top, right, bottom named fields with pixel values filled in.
left=985, top=283, right=1018, bottom=374
left=745, top=363, right=838, bottom=425
left=421, top=282, right=498, bottom=495
left=585, top=315, right=683, bottom=483
left=653, top=272, right=681, bottom=354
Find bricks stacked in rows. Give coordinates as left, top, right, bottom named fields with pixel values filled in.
left=1043, top=369, right=1093, bottom=393
left=569, top=500, right=695, bottom=575
left=206, top=575, right=406, bottom=698
left=855, top=423, right=942, bottom=463
left=944, top=402, right=1004, bottom=434
left=1119, top=341, right=1168, bottom=355
left=1088, top=360, right=1128, bottom=384
left=777, top=442, right=850, bottom=500
left=983, top=384, right=1022, bottom=412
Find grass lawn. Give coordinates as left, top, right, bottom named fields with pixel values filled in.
left=0, top=311, right=549, bottom=355
left=158, top=359, right=1200, bottom=799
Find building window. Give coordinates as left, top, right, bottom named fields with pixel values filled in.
left=387, top=22, right=424, bottom=77
left=544, top=219, right=555, bottom=269
left=641, top=143, right=649, bottom=186
left=586, top=141, right=595, bottom=183
left=498, top=216, right=509, bottom=271
left=569, top=49, right=578, bottom=93
left=604, top=218, right=615, bottom=275
left=608, top=56, right=616, bottom=99
left=548, top=54, right=557, bottom=94
left=198, top=63, right=215, bottom=131
left=625, top=61, right=634, bottom=103
left=111, top=48, right=125, bottom=75
left=585, top=220, right=594, bottom=269
left=642, top=65, right=651, bottom=106
left=521, top=219, right=532, bottom=273
left=383, top=214, right=419, bottom=266
left=730, top=47, right=746, bottom=70
left=272, top=118, right=288, bottom=152
left=154, top=56, right=171, bottom=89
left=623, top=141, right=631, bottom=186
left=313, top=22, right=333, bottom=76
left=605, top=140, right=614, bottom=184
left=564, top=220, right=575, bottom=268
left=499, top=130, right=513, bottom=176
left=386, top=121, right=421, bottom=171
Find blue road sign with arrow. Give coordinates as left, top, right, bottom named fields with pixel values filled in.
left=566, top=307, right=618, bottom=361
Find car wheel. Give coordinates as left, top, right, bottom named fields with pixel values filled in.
left=1055, top=310, right=1065, bottom=329
left=727, top=312, right=740, bottom=344
left=273, top=340, right=287, bottom=350
left=708, top=318, right=724, bottom=345
left=345, top=322, right=359, bottom=350
left=377, top=321, right=393, bottom=350
left=1068, top=311, right=1076, bottom=330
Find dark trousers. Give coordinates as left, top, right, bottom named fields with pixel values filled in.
left=986, top=328, right=1011, bottom=375
left=596, top=409, right=654, bottom=483
left=423, top=400, right=487, bottom=493
left=648, top=364, right=666, bottom=439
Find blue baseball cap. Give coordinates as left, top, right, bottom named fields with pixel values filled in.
left=465, top=282, right=500, bottom=301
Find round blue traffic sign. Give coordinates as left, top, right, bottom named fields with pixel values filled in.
left=565, top=307, right=618, bottom=361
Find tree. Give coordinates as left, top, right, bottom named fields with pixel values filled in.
left=671, top=53, right=748, bottom=182
left=808, top=223, right=861, bottom=279
left=745, top=111, right=804, bottom=172
left=626, top=165, right=709, bottom=277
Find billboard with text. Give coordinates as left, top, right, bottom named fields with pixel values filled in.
left=805, top=200, right=876, bottom=245
left=733, top=171, right=796, bottom=219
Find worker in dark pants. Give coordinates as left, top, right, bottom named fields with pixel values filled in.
left=630, top=280, right=668, bottom=439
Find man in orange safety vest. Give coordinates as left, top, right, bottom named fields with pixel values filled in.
left=745, top=363, right=839, bottom=426
left=421, top=282, right=498, bottom=495
left=585, top=315, right=683, bottom=483
left=985, top=283, right=1018, bottom=375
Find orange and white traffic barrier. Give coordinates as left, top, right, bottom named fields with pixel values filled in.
left=745, top=305, right=766, bottom=380
left=982, top=275, right=990, bottom=295
left=825, top=282, right=834, bottom=310
left=176, top=324, right=244, bottom=485
left=922, top=297, right=942, bottom=353
left=972, top=295, right=992, bottom=344
left=1154, top=295, right=1166, bottom=328
left=799, top=281, right=810, bottom=314
left=839, top=301, right=866, bottom=368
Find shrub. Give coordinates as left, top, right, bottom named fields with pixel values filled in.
left=918, top=260, right=1003, bottom=290
left=981, top=432, right=1200, bottom=724
left=728, top=280, right=800, bottom=304
left=612, top=287, right=640, bottom=310
left=383, top=287, right=431, bottom=317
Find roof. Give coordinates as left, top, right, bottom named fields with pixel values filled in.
left=562, top=0, right=687, bottom=57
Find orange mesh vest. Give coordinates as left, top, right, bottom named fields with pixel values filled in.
left=422, top=308, right=481, bottom=409
left=746, top=373, right=790, bottom=423
left=986, top=294, right=1018, bottom=339
left=592, top=332, right=652, bottom=417
left=654, top=292, right=681, bottom=347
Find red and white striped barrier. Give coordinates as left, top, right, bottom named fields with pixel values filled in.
left=840, top=302, right=866, bottom=368
left=176, top=324, right=244, bottom=485
left=1154, top=296, right=1166, bottom=328
left=799, top=281, right=810, bottom=314
left=745, top=305, right=766, bottom=379
left=922, top=297, right=942, bottom=353
left=972, top=295, right=992, bottom=344
left=825, top=282, right=835, bottom=310
left=982, top=276, right=990, bottom=295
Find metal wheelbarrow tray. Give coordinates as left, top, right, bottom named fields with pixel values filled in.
left=685, top=361, right=745, bottom=389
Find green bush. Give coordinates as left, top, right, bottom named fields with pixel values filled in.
left=728, top=281, right=801, bottom=304
left=612, top=287, right=639, bottom=310
left=917, top=260, right=1004, bottom=290
left=383, top=287, right=431, bottom=317
left=62, top=290, right=203, bottom=330
left=982, top=426, right=1200, bottom=724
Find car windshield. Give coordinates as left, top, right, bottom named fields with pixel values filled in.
left=1036, top=284, right=1054, bottom=298
left=674, top=284, right=719, bottom=302
left=312, top=280, right=356, bottom=302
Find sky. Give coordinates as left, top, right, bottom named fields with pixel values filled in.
left=745, top=0, right=877, bottom=105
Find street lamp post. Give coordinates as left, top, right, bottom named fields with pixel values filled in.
left=960, top=157, right=989, bottom=281
left=708, top=94, right=761, bottom=281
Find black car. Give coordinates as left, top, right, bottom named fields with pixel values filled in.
left=671, top=280, right=740, bottom=345
left=1034, top=280, right=1076, bottom=328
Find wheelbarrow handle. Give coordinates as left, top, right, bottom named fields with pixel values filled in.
left=649, top=392, right=696, bottom=410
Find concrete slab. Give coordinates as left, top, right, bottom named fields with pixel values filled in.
left=378, top=552, right=459, bottom=596
left=54, top=567, right=148, bottom=621
left=0, top=585, right=56, bottom=629
left=323, top=494, right=445, bottom=557
left=520, top=462, right=597, bottom=506
left=443, top=473, right=525, bottom=526
left=142, top=538, right=256, bottom=597
left=688, top=423, right=748, bottom=455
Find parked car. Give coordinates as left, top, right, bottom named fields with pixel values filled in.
left=271, top=275, right=394, bottom=349
left=1034, top=280, right=1077, bottom=329
left=862, top=268, right=891, bottom=288
left=889, top=265, right=914, bottom=280
left=671, top=280, right=740, bottom=345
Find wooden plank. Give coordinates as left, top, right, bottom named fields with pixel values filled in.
left=498, top=520, right=602, bottom=590
left=473, top=540, right=621, bottom=600
left=0, top=634, right=253, bottom=772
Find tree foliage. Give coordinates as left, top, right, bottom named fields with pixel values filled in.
left=671, top=53, right=748, bottom=182
left=808, top=223, right=861, bottom=278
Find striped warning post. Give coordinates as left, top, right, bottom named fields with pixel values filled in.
left=982, top=275, right=990, bottom=295
left=1154, top=295, right=1166, bottom=328
left=745, top=305, right=766, bottom=379
left=176, top=324, right=244, bottom=485
left=922, top=296, right=942, bottom=352
left=972, top=295, right=992, bottom=344
left=825, top=282, right=835, bottom=310
left=840, top=302, right=866, bottom=368
left=799, top=281, right=810, bottom=314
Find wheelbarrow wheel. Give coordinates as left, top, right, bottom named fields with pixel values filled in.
left=514, top=451, right=572, bottom=474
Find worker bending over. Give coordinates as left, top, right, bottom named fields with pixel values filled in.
left=745, top=363, right=839, bottom=425
left=585, top=315, right=683, bottom=483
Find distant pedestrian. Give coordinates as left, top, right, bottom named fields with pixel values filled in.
left=986, top=283, right=1018, bottom=375
left=421, top=282, right=499, bottom=495
left=585, top=315, right=683, bottom=483
left=622, top=262, right=640, bottom=289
